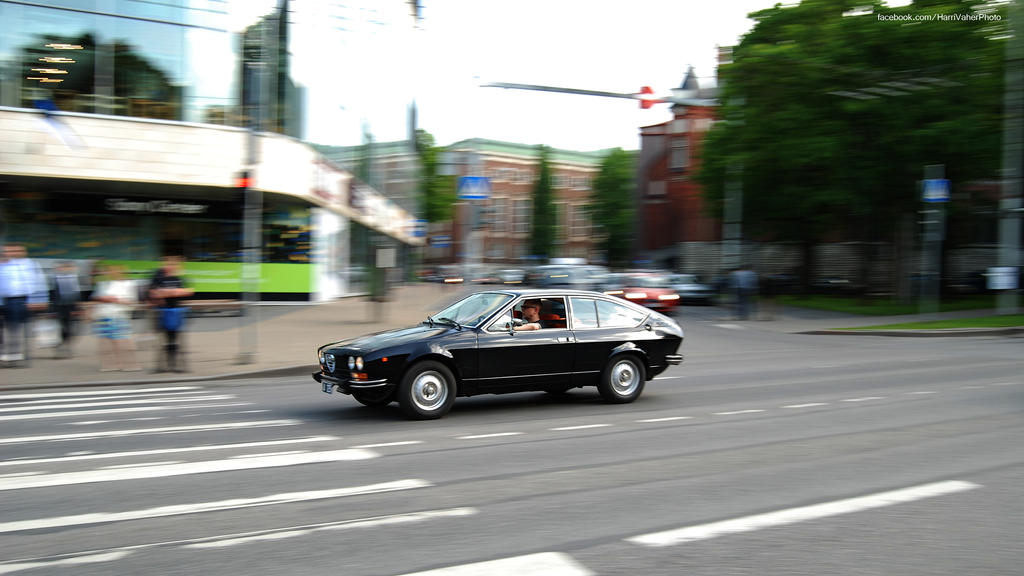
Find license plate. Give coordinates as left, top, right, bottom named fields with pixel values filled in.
left=322, top=381, right=333, bottom=394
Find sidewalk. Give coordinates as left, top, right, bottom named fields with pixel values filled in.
left=2, top=283, right=471, bottom=390
left=3, top=285, right=1018, bottom=390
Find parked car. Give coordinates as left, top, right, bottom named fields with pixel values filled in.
left=314, top=289, right=684, bottom=419
left=526, top=265, right=600, bottom=290
left=496, top=268, right=527, bottom=284
left=667, top=273, right=716, bottom=305
left=604, top=273, right=681, bottom=314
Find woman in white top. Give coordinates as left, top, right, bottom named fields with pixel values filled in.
left=91, top=264, right=141, bottom=371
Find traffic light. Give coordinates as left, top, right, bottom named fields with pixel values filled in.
left=234, top=170, right=252, bottom=189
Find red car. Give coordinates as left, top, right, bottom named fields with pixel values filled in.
left=604, top=274, right=680, bottom=314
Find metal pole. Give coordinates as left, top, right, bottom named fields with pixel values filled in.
left=919, top=165, right=946, bottom=317
left=238, top=44, right=265, bottom=364
left=999, top=0, right=1023, bottom=314
left=721, top=163, right=743, bottom=273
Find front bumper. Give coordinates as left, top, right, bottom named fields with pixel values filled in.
left=314, top=371, right=391, bottom=394
left=665, top=354, right=684, bottom=365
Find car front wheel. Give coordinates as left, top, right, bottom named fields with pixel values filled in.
left=598, top=355, right=645, bottom=403
left=398, top=361, right=456, bottom=419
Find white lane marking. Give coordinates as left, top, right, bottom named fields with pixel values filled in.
left=0, top=386, right=200, bottom=400
left=653, top=376, right=684, bottom=380
left=456, top=432, right=524, bottom=439
left=99, top=461, right=184, bottom=469
left=0, top=479, right=430, bottom=534
left=0, top=395, right=236, bottom=414
left=714, top=323, right=745, bottom=330
left=0, top=403, right=249, bottom=422
left=990, top=382, right=1017, bottom=386
left=0, top=420, right=299, bottom=446
left=396, top=552, right=594, bottom=576
left=0, top=472, right=44, bottom=479
left=550, top=424, right=611, bottom=431
left=783, top=403, right=828, bottom=409
left=0, top=420, right=298, bottom=445
left=351, top=441, right=423, bottom=449
left=0, top=436, right=339, bottom=468
left=713, top=409, right=765, bottom=416
left=960, top=385, right=984, bottom=390
left=907, top=391, right=937, bottom=395
left=229, top=451, right=307, bottom=459
left=0, top=551, right=134, bottom=575
left=626, top=480, right=980, bottom=548
left=637, top=416, right=692, bottom=423
left=842, top=396, right=885, bottom=402
left=0, top=449, right=378, bottom=491
left=184, top=507, right=476, bottom=550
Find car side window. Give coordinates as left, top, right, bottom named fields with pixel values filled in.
left=596, top=299, right=646, bottom=328
left=486, top=308, right=517, bottom=332
left=569, top=297, right=598, bottom=328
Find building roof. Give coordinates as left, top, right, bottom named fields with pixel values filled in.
left=445, top=138, right=621, bottom=165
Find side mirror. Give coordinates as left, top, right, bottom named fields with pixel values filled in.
left=506, top=317, right=523, bottom=334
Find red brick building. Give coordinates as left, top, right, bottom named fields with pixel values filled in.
left=637, top=67, right=721, bottom=273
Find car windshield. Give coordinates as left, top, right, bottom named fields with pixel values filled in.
left=430, top=292, right=514, bottom=327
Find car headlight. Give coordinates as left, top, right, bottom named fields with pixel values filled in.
left=348, top=356, right=355, bottom=370
left=354, top=356, right=364, bottom=370
left=625, top=292, right=647, bottom=299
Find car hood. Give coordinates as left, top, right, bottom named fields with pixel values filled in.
left=323, top=324, right=452, bottom=353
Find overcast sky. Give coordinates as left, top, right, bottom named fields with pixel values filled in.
left=411, top=0, right=783, bottom=151
left=240, top=1, right=916, bottom=151
left=280, top=0, right=784, bottom=151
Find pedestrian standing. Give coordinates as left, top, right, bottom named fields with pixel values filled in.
left=148, top=256, right=194, bottom=372
left=51, top=260, right=82, bottom=357
left=90, top=264, right=141, bottom=372
left=0, top=244, right=49, bottom=367
left=731, top=265, right=759, bottom=320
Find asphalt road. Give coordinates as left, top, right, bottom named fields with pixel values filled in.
left=2, top=309, right=1021, bottom=575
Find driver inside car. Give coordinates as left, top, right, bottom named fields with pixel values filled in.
left=515, top=299, right=545, bottom=331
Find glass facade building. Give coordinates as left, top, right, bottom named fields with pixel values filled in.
left=0, top=0, right=420, bottom=300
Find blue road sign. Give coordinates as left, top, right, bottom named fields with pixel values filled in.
left=457, top=176, right=491, bottom=200
left=922, top=179, right=950, bottom=203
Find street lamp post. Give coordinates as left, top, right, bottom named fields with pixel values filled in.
left=998, top=0, right=1022, bottom=314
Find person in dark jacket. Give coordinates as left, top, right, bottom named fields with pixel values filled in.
left=148, top=256, right=194, bottom=372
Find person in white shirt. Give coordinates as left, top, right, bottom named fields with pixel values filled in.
left=0, top=244, right=49, bottom=366
left=91, top=264, right=141, bottom=372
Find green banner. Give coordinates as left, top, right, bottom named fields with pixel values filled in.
left=101, top=260, right=312, bottom=293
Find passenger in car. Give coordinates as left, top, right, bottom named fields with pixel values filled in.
left=515, top=299, right=544, bottom=331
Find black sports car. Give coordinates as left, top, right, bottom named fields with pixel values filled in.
left=313, top=289, right=684, bottom=419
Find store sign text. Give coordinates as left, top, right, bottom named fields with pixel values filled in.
left=106, top=198, right=208, bottom=215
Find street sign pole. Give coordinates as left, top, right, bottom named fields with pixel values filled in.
left=919, top=167, right=949, bottom=317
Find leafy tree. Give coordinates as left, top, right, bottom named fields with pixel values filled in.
left=698, top=0, right=1006, bottom=291
left=414, top=129, right=456, bottom=222
left=591, top=148, right=636, bottom=267
left=530, top=145, right=556, bottom=259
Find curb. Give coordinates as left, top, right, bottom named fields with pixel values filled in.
left=799, top=327, right=1024, bottom=337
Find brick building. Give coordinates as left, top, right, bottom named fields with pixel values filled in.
left=432, top=139, right=609, bottom=265
left=637, top=66, right=721, bottom=273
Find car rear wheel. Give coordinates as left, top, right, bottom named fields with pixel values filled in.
left=598, top=355, right=645, bottom=403
left=398, top=361, right=456, bottom=419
